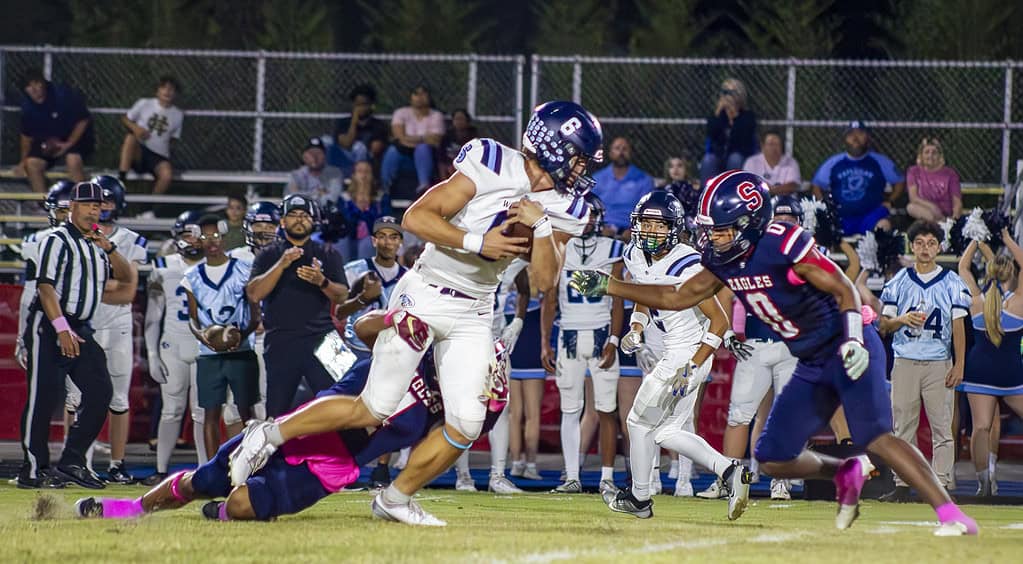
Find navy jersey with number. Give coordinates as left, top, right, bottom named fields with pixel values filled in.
left=706, top=221, right=843, bottom=366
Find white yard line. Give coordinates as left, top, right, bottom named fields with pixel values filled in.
left=501, top=532, right=806, bottom=563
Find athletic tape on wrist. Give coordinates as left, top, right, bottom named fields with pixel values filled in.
left=843, top=310, right=864, bottom=343
left=461, top=232, right=484, bottom=254
left=629, top=311, right=650, bottom=329
left=607, top=335, right=620, bottom=347
left=51, top=316, right=70, bottom=333
left=531, top=215, right=552, bottom=238
left=700, top=332, right=723, bottom=350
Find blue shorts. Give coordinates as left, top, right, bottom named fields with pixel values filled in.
left=840, top=205, right=889, bottom=235
left=511, top=369, right=547, bottom=380
left=191, top=434, right=330, bottom=520
left=754, top=326, right=892, bottom=463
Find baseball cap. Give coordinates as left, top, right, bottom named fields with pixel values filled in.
left=304, top=137, right=326, bottom=153
left=282, top=194, right=313, bottom=216
left=372, top=216, right=403, bottom=236
left=844, top=120, right=870, bottom=135
left=71, top=181, right=103, bottom=203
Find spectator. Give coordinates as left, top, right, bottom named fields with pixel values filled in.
left=877, top=220, right=969, bottom=501
left=286, top=137, right=344, bottom=209
left=957, top=232, right=1023, bottom=496
left=438, top=108, right=480, bottom=178
left=699, top=78, right=758, bottom=184
left=14, top=68, right=94, bottom=193
left=221, top=195, right=247, bottom=251
left=660, top=156, right=702, bottom=233
left=659, top=156, right=692, bottom=188
left=380, top=84, right=445, bottom=193
left=742, top=130, right=801, bottom=195
left=341, top=161, right=390, bottom=260
left=906, top=137, right=962, bottom=222
left=812, top=121, right=905, bottom=234
left=118, top=75, right=183, bottom=194
left=330, top=83, right=389, bottom=175
left=591, top=137, right=655, bottom=238
left=246, top=194, right=348, bottom=416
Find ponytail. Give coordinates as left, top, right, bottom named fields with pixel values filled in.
left=983, top=255, right=1016, bottom=347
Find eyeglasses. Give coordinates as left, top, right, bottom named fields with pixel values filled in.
left=199, top=232, right=222, bottom=241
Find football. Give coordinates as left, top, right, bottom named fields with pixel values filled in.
left=39, top=137, right=63, bottom=158
left=204, top=324, right=241, bottom=352
left=501, top=220, right=534, bottom=259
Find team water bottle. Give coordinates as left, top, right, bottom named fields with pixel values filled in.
left=906, top=299, right=928, bottom=338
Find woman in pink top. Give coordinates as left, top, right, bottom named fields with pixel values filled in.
left=380, top=84, right=446, bottom=196
left=906, top=137, right=962, bottom=222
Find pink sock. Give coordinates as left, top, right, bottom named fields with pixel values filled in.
left=101, top=497, right=145, bottom=519
left=218, top=502, right=230, bottom=522
left=936, top=502, right=978, bottom=533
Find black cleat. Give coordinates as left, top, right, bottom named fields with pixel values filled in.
left=56, top=465, right=106, bottom=489
left=105, top=463, right=136, bottom=484
left=201, top=501, right=222, bottom=520
left=878, top=485, right=912, bottom=503
left=17, top=468, right=66, bottom=489
left=74, top=497, right=104, bottom=518
left=607, top=488, right=653, bottom=519
left=141, top=472, right=168, bottom=487
left=370, top=464, right=391, bottom=488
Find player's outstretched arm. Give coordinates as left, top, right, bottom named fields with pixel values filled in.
left=692, top=295, right=729, bottom=366
left=571, top=266, right=723, bottom=311
left=957, top=241, right=983, bottom=303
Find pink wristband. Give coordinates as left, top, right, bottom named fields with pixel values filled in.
left=51, top=316, right=70, bottom=333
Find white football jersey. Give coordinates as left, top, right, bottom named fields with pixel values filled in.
left=559, top=236, right=624, bottom=330
left=623, top=242, right=706, bottom=351
left=19, top=226, right=58, bottom=339
left=491, top=257, right=529, bottom=337
left=228, top=246, right=255, bottom=263
left=149, top=253, right=200, bottom=339
left=416, top=138, right=589, bottom=298
left=91, top=227, right=149, bottom=330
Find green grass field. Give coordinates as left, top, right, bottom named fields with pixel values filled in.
left=0, top=484, right=1019, bottom=563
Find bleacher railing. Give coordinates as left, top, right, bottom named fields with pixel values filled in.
left=1, top=46, right=1022, bottom=189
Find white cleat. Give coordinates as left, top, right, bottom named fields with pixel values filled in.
left=726, top=463, right=753, bottom=521
left=228, top=420, right=278, bottom=486
left=834, top=455, right=875, bottom=531
left=521, top=466, right=542, bottom=481
left=696, top=478, right=726, bottom=499
left=455, top=472, right=477, bottom=492
left=674, top=481, right=694, bottom=497
left=509, top=461, right=525, bottom=478
left=770, top=479, right=792, bottom=501
left=599, top=479, right=618, bottom=501
left=371, top=492, right=446, bottom=527
left=488, top=474, right=523, bottom=494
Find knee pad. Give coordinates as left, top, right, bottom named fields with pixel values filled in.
left=109, top=373, right=131, bottom=413
left=446, top=414, right=484, bottom=442
left=191, top=407, right=206, bottom=426
left=556, top=379, right=584, bottom=414
left=222, top=403, right=242, bottom=426
left=727, top=403, right=756, bottom=427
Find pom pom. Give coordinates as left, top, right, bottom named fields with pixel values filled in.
left=802, top=195, right=843, bottom=249
left=962, top=208, right=990, bottom=243
left=857, top=230, right=879, bottom=272
left=938, top=217, right=955, bottom=252
left=982, top=209, right=1011, bottom=251
left=875, top=229, right=907, bottom=273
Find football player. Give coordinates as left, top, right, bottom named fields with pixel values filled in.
left=229, top=101, right=602, bottom=526
left=543, top=194, right=624, bottom=494
left=143, top=211, right=206, bottom=485
left=571, top=170, right=978, bottom=535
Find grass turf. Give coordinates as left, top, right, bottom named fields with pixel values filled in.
left=0, top=484, right=1019, bottom=563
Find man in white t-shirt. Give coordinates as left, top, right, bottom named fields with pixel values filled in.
left=742, top=131, right=801, bottom=195
left=118, top=76, right=184, bottom=194
left=380, top=84, right=446, bottom=194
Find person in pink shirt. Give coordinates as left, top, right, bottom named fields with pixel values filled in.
left=906, top=137, right=962, bottom=222
left=380, top=84, right=446, bottom=194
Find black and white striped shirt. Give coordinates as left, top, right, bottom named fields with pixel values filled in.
left=35, top=223, right=110, bottom=324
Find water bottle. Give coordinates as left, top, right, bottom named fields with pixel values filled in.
left=906, top=299, right=928, bottom=338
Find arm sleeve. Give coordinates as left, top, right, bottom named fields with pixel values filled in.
left=950, top=275, right=972, bottom=319
left=879, top=278, right=899, bottom=315
left=391, top=107, right=407, bottom=128
left=36, top=235, right=65, bottom=287
left=777, top=225, right=817, bottom=264
left=129, top=234, right=149, bottom=264
left=250, top=245, right=277, bottom=277
left=948, top=169, right=961, bottom=200
left=324, top=247, right=346, bottom=285
left=143, top=270, right=166, bottom=354
left=179, top=273, right=193, bottom=295
left=427, top=111, right=446, bottom=136
left=812, top=157, right=835, bottom=190
left=171, top=110, right=183, bottom=139
left=905, top=165, right=919, bottom=188
left=126, top=99, right=145, bottom=123
left=877, top=153, right=904, bottom=184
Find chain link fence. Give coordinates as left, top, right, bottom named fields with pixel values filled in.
left=0, top=46, right=525, bottom=173
left=2, top=46, right=1021, bottom=188
left=532, top=55, right=1023, bottom=187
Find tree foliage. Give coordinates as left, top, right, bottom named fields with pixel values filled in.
left=531, top=0, right=614, bottom=55
left=358, top=0, right=490, bottom=53
left=737, top=0, right=840, bottom=58
left=628, top=0, right=709, bottom=57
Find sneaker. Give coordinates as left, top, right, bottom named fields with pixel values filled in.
left=607, top=489, right=653, bottom=519
left=201, top=501, right=222, bottom=520
left=725, top=462, right=753, bottom=521
left=105, top=463, right=135, bottom=484
left=74, top=497, right=103, bottom=518
left=509, top=461, right=525, bottom=478
left=521, top=466, right=542, bottom=481
left=17, top=469, right=65, bottom=489
left=371, top=492, right=446, bottom=527
left=370, top=464, right=391, bottom=489
left=141, top=472, right=168, bottom=487
left=488, top=474, right=523, bottom=494
left=673, top=481, right=694, bottom=497
left=770, top=479, right=792, bottom=501
left=455, top=472, right=477, bottom=492
left=599, top=479, right=618, bottom=501
left=228, top=420, right=279, bottom=486
left=56, top=465, right=106, bottom=489
left=551, top=479, right=582, bottom=494
left=696, top=478, right=725, bottom=499
left=834, top=454, right=875, bottom=530
left=878, top=485, right=911, bottom=504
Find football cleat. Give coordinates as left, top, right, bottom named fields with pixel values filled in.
left=141, top=472, right=168, bottom=487
left=726, top=462, right=753, bottom=521
left=228, top=420, right=279, bottom=486
left=770, top=479, right=792, bottom=501
left=488, top=474, right=523, bottom=494
left=674, top=481, right=694, bottom=497
left=696, top=478, right=726, bottom=499
left=834, top=455, right=875, bottom=530
left=370, top=464, right=391, bottom=489
left=878, top=485, right=911, bottom=503
left=455, top=472, right=478, bottom=492
left=104, top=463, right=135, bottom=484
left=607, top=489, right=653, bottom=519
left=371, top=492, right=446, bottom=527
left=201, top=501, right=222, bottom=521
left=74, top=497, right=103, bottom=518
left=599, top=479, right=618, bottom=501
left=551, top=480, right=582, bottom=494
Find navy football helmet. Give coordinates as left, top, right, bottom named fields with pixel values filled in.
left=91, top=174, right=127, bottom=222
left=581, top=193, right=606, bottom=238
left=44, top=180, right=74, bottom=227
left=631, top=190, right=685, bottom=256
left=522, top=101, right=604, bottom=197
left=771, top=194, right=804, bottom=222
left=696, top=170, right=773, bottom=265
left=244, top=201, right=281, bottom=249
left=171, top=209, right=204, bottom=258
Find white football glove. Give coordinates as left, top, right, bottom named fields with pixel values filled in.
left=620, top=329, right=643, bottom=354
left=148, top=353, right=169, bottom=384
left=500, top=317, right=524, bottom=354
left=723, top=330, right=754, bottom=362
left=839, top=340, right=869, bottom=381
left=636, top=344, right=659, bottom=374
left=667, top=360, right=701, bottom=399
left=15, top=340, right=27, bottom=371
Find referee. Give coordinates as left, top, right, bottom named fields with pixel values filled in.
left=19, top=181, right=133, bottom=489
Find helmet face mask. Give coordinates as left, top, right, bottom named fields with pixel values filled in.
left=630, top=190, right=684, bottom=257
left=44, top=180, right=74, bottom=227
left=244, top=201, right=282, bottom=249
left=696, top=170, right=773, bottom=266
left=90, top=175, right=126, bottom=222
left=172, top=210, right=205, bottom=258
left=581, top=194, right=606, bottom=238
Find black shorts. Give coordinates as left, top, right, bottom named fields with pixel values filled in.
left=132, top=143, right=170, bottom=175
left=196, top=350, right=259, bottom=410
left=27, top=135, right=95, bottom=169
